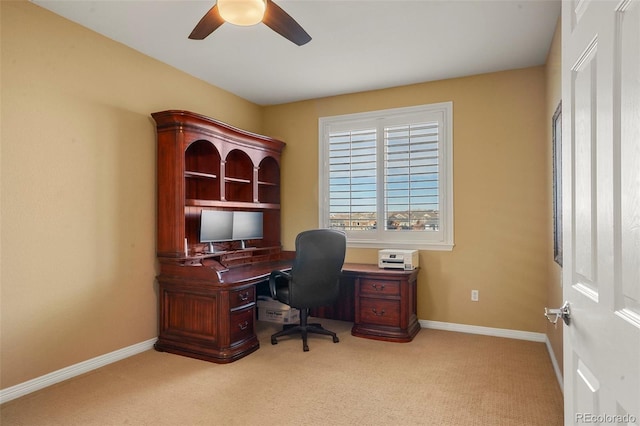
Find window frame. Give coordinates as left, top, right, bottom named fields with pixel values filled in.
left=318, top=102, right=454, bottom=251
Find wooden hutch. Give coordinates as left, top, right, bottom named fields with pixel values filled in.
left=152, top=110, right=287, bottom=363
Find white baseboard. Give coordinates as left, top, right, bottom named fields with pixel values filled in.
left=420, top=319, right=563, bottom=392
left=544, top=336, right=564, bottom=393
left=0, top=338, right=157, bottom=405
left=420, top=319, right=547, bottom=342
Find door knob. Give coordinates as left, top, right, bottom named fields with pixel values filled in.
left=544, top=301, right=571, bottom=326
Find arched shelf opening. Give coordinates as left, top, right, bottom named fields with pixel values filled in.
left=224, top=149, right=253, bottom=203
left=185, top=140, right=221, bottom=201
left=258, top=156, right=280, bottom=205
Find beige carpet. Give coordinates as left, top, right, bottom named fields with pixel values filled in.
left=1, top=319, right=563, bottom=425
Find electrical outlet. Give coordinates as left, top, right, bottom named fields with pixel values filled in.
left=471, top=290, right=479, bottom=302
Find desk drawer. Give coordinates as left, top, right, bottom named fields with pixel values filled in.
left=359, top=298, right=400, bottom=327
left=229, top=306, right=255, bottom=345
left=358, top=279, right=400, bottom=297
left=230, top=286, right=255, bottom=309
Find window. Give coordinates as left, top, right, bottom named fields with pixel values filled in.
left=319, top=102, right=453, bottom=250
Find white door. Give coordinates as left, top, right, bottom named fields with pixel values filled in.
left=561, top=0, right=640, bottom=424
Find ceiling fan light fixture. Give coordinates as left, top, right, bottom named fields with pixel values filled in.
left=217, top=0, right=267, bottom=26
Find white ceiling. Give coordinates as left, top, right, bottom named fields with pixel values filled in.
left=31, top=0, right=561, bottom=106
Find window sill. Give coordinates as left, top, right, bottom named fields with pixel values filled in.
left=346, top=240, right=454, bottom=251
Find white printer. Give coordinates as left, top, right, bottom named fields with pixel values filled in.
left=378, top=249, right=419, bottom=270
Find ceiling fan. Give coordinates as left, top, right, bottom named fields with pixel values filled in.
left=189, top=0, right=312, bottom=46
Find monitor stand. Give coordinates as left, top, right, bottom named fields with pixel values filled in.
left=207, top=242, right=216, bottom=253
left=240, top=240, right=252, bottom=250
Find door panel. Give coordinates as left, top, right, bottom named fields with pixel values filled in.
left=562, top=0, right=640, bottom=423
left=575, top=358, right=600, bottom=416
left=572, top=38, right=598, bottom=297
left=618, top=0, right=640, bottom=326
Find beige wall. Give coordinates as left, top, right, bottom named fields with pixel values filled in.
left=0, top=1, right=263, bottom=388
left=263, top=66, right=549, bottom=334
left=545, top=18, right=563, bottom=374
left=1, top=0, right=562, bottom=391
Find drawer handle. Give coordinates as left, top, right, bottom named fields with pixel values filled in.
left=238, top=291, right=250, bottom=301
left=238, top=321, right=249, bottom=330
left=372, top=284, right=386, bottom=291
left=372, top=308, right=386, bottom=316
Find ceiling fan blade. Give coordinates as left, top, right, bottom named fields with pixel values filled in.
left=263, top=0, right=311, bottom=46
left=189, top=4, right=225, bottom=40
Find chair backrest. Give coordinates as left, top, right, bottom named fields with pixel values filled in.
left=288, top=229, right=346, bottom=309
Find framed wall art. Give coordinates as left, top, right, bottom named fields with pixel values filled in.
left=552, top=102, right=562, bottom=266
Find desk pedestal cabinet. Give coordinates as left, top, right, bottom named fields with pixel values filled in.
left=156, top=276, right=258, bottom=363
left=347, top=264, right=420, bottom=342
left=155, top=253, right=293, bottom=363
left=155, top=258, right=260, bottom=364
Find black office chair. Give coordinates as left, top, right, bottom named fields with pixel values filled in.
left=269, top=229, right=346, bottom=351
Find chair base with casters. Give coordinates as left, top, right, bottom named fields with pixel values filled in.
left=270, top=308, right=339, bottom=352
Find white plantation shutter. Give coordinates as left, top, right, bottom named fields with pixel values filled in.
left=319, top=103, right=453, bottom=250
left=384, top=123, right=440, bottom=231
left=329, top=129, right=377, bottom=230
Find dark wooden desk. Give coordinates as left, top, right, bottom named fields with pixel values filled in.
left=155, top=258, right=419, bottom=364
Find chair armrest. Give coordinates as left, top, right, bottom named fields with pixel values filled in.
left=269, top=270, right=291, bottom=299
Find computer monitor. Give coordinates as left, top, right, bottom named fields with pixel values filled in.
left=200, top=210, right=233, bottom=253
left=232, top=211, right=263, bottom=249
